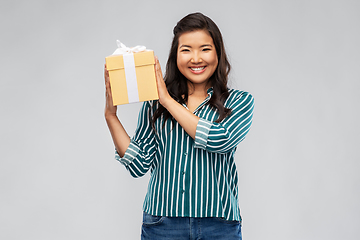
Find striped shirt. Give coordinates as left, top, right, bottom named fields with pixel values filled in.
left=115, top=88, right=254, bottom=221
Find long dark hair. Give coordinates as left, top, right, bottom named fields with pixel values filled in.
left=152, top=12, right=231, bottom=128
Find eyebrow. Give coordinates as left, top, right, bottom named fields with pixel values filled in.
left=179, top=44, right=213, bottom=49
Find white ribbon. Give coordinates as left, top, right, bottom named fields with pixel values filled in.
left=111, top=40, right=146, bottom=103
left=112, top=40, right=146, bottom=55
left=123, top=54, right=139, bottom=103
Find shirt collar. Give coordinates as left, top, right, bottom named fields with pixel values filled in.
left=181, top=87, right=214, bottom=113
left=192, top=88, right=213, bottom=113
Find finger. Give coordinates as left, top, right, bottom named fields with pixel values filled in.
left=154, top=57, right=158, bottom=76
left=105, top=76, right=112, bottom=98
left=156, top=58, right=162, bottom=77
left=155, top=57, right=163, bottom=81
left=104, top=64, right=110, bottom=82
left=106, top=81, right=112, bottom=97
left=104, top=64, right=107, bottom=80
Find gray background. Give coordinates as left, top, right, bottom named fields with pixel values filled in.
left=1, top=0, right=359, bottom=239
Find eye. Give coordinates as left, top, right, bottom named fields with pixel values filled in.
left=202, top=48, right=211, bottom=52
left=180, top=49, right=190, bottom=52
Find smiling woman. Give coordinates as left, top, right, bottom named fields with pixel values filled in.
left=177, top=30, right=219, bottom=89
left=104, top=12, right=254, bottom=240
left=152, top=13, right=235, bottom=127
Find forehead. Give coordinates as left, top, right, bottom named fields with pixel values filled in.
left=178, top=30, right=214, bottom=47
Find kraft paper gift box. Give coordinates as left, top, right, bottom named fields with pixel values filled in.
left=105, top=41, right=159, bottom=105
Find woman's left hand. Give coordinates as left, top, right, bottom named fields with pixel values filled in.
left=154, top=56, right=172, bottom=107
left=154, top=56, right=199, bottom=139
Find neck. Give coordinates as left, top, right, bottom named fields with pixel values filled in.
left=187, top=81, right=211, bottom=98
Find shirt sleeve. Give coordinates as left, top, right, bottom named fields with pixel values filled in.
left=115, top=101, right=158, bottom=178
left=194, top=91, right=254, bottom=154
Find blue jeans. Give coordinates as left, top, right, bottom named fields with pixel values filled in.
left=141, top=212, right=242, bottom=240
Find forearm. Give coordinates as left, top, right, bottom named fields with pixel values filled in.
left=162, top=98, right=199, bottom=139
left=105, top=113, right=131, bottom=157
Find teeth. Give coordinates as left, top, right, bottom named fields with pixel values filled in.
left=191, top=67, right=205, bottom=71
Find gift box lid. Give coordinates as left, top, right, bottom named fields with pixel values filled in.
left=105, top=50, right=155, bottom=71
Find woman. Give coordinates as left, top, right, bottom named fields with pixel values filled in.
left=104, top=12, right=254, bottom=240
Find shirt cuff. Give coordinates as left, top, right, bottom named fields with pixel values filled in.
left=194, top=118, right=212, bottom=149
left=115, top=140, right=140, bottom=167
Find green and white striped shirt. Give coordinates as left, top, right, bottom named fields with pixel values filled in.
left=116, top=88, right=254, bottom=221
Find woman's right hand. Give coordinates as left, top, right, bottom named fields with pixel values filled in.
left=104, top=64, right=117, bottom=117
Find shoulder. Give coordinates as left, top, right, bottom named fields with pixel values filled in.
left=226, top=89, right=254, bottom=107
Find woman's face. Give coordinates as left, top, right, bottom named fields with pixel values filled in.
left=177, top=30, right=218, bottom=88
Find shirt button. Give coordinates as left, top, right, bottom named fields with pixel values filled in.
left=181, top=190, right=185, bottom=194
left=184, top=152, right=187, bottom=156
left=181, top=171, right=185, bottom=175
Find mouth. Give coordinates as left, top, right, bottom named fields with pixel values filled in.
left=189, top=66, right=206, bottom=74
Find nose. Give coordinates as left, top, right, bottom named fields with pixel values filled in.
left=190, top=51, right=202, bottom=63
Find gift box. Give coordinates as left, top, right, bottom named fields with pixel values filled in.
left=105, top=41, right=159, bottom=105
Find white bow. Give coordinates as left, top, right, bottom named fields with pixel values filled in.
left=112, top=40, right=146, bottom=55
